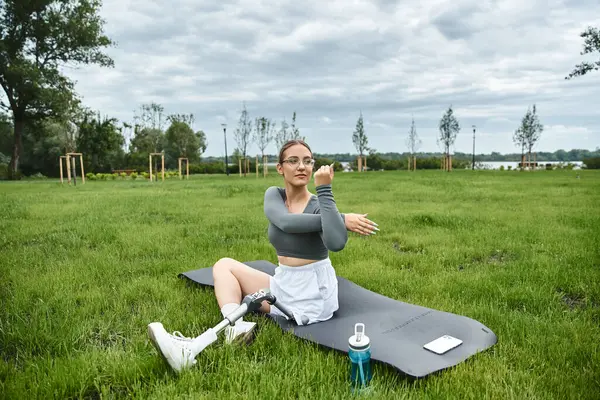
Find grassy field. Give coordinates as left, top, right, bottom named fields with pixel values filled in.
left=1, top=169, right=599, bottom=399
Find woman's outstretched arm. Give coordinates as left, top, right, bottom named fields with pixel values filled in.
left=315, top=184, right=348, bottom=252
left=264, top=186, right=324, bottom=233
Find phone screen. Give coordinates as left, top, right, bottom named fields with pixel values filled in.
left=423, top=335, right=463, bottom=354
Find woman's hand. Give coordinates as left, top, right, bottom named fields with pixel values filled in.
left=344, top=213, right=379, bottom=236
left=314, top=163, right=335, bottom=187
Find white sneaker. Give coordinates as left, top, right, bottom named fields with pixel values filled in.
left=224, top=321, right=257, bottom=344
left=148, top=322, right=196, bottom=373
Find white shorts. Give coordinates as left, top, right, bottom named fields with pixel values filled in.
left=268, top=258, right=339, bottom=326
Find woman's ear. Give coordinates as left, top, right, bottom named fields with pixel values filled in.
left=276, top=163, right=283, bottom=175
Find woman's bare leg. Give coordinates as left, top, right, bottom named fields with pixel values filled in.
left=212, top=257, right=272, bottom=314
left=147, top=257, right=273, bottom=372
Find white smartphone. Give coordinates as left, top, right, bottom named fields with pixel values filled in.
left=423, top=335, right=463, bottom=355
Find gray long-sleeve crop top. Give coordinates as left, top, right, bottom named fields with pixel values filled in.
left=264, top=184, right=348, bottom=260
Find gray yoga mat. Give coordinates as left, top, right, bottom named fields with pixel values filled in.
left=179, top=260, right=497, bottom=378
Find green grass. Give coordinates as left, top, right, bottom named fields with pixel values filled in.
left=1, top=169, right=599, bottom=399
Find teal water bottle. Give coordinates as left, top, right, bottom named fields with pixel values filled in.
left=348, top=323, right=372, bottom=390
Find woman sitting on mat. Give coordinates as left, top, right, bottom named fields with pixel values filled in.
left=148, top=139, right=379, bottom=373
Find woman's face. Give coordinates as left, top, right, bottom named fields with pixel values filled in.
left=277, top=144, right=315, bottom=187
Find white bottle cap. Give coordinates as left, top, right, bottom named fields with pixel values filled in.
left=349, top=323, right=370, bottom=350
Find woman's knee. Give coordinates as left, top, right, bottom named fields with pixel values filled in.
left=213, top=257, right=233, bottom=275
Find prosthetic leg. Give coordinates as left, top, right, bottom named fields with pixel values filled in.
left=213, top=288, right=295, bottom=335
left=148, top=288, right=295, bottom=373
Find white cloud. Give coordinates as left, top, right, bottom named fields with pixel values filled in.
left=55, top=0, right=600, bottom=156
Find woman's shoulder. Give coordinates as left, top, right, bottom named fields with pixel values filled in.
left=265, top=186, right=284, bottom=194
left=264, top=186, right=285, bottom=200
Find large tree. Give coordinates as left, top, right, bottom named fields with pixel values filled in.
left=76, top=111, right=125, bottom=172
left=438, top=106, right=460, bottom=171
left=234, top=102, right=252, bottom=176
left=565, top=26, right=600, bottom=79
left=0, top=0, right=114, bottom=179
left=164, top=114, right=207, bottom=164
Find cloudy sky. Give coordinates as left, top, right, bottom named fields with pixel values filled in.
left=65, top=0, right=600, bottom=157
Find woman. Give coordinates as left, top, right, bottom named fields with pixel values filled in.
left=148, top=139, right=379, bottom=373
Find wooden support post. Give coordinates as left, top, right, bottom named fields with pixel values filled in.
left=59, top=156, right=67, bottom=183
left=413, top=156, right=416, bottom=171
left=178, top=158, right=189, bottom=179
left=66, top=155, right=72, bottom=183
left=263, top=155, right=268, bottom=177
left=256, top=155, right=259, bottom=177
left=59, top=157, right=64, bottom=183
left=150, top=152, right=164, bottom=182
left=364, top=156, right=367, bottom=171
left=357, top=156, right=362, bottom=172
left=239, top=159, right=242, bottom=177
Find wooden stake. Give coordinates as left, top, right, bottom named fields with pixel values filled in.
left=413, top=156, right=416, bottom=171
left=239, top=159, right=242, bottom=177
left=66, top=155, right=72, bottom=184
left=149, top=152, right=164, bottom=182
left=178, top=158, right=189, bottom=179
left=256, top=155, right=259, bottom=177
left=58, top=156, right=64, bottom=183
left=79, top=155, right=85, bottom=183
left=263, top=155, right=268, bottom=177
left=357, top=156, right=362, bottom=172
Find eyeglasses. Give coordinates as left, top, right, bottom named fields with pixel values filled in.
left=282, top=157, right=315, bottom=167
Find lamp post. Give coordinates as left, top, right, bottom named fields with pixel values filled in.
left=472, top=125, right=476, bottom=170
left=222, top=123, right=229, bottom=176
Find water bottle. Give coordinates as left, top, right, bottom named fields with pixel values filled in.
left=348, top=323, right=372, bottom=390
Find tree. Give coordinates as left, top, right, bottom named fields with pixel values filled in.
left=405, top=116, right=421, bottom=171
left=515, top=105, right=543, bottom=169
left=253, top=116, right=275, bottom=175
left=275, top=118, right=290, bottom=150
left=134, top=102, right=167, bottom=132
left=164, top=118, right=206, bottom=165
left=76, top=111, right=125, bottom=172
left=234, top=103, right=252, bottom=176
left=129, top=127, right=164, bottom=169
left=513, top=127, right=527, bottom=169
left=167, top=113, right=195, bottom=130
left=0, top=0, right=114, bottom=179
left=438, top=106, right=460, bottom=171
left=290, top=111, right=304, bottom=140
left=565, top=26, right=600, bottom=79
left=352, top=111, right=370, bottom=171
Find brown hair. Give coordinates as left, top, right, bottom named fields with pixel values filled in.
left=278, top=139, right=312, bottom=164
